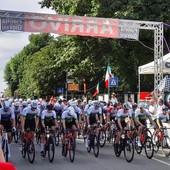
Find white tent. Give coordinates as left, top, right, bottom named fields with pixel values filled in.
left=138, top=53, right=170, bottom=75
left=138, top=53, right=170, bottom=101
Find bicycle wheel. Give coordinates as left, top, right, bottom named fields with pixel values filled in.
left=14, top=130, right=19, bottom=143
left=54, top=129, right=60, bottom=146
left=62, top=144, right=67, bottom=157
left=27, top=140, right=35, bottom=163
left=69, top=139, right=75, bottom=162
left=144, top=136, right=154, bottom=159
left=124, top=138, right=134, bottom=163
left=135, top=137, right=142, bottom=154
left=48, top=137, right=55, bottom=163
left=21, top=141, right=26, bottom=158
left=2, top=139, right=8, bottom=162
left=93, top=135, right=99, bottom=157
left=36, top=130, right=40, bottom=144
left=113, top=137, right=122, bottom=157
left=87, top=137, right=91, bottom=153
left=154, top=141, right=160, bottom=153
left=99, top=129, right=106, bottom=147
left=161, top=136, right=170, bottom=157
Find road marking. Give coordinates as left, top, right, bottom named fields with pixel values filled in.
left=141, top=153, right=170, bottom=166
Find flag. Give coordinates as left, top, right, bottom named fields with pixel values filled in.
left=93, top=83, right=99, bottom=97
left=105, top=63, right=113, bottom=88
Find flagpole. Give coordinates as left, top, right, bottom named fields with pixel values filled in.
left=108, top=77, right=110, bottom=103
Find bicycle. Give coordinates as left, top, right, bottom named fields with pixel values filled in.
left=54, top=120, right=62, bottom=146
left=62, top=129, right=76, bottom=162
left=86, top=125, right=100, bottom=157
left=21, top=128, right=35, bottom=163
left=1, top=129, right=9, bottom=162
left=135, top=126, right=154, bottom=159
left=153, top=127, right=170, bottom=157
left=114, top=129, right=134, bottom=162
left=43, top=126, right=55, bottom=163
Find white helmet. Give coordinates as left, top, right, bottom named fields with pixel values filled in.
left=68, top=106, right=75, bottom=116
left=19, top=98, right=23, bottom=102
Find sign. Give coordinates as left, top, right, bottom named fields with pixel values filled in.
left=68, top=83, right=79, bottom=91
left=67, top=79, right=75, bottom=83
left=57, top=87, right=63, bottom=93
left=109, top=77, right=118, bottom=87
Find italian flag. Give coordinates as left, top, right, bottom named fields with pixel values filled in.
left=105, top=63, right=112, bottom=88
left=93, top=83, right=99, bottom=97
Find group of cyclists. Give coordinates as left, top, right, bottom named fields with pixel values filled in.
left=0, top=94, right=169, bottom=162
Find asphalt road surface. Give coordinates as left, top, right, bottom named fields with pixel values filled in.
left=9, top=139, right=170, bottom=170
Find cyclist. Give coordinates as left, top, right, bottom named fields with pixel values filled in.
left=85, top=101, right=103, bottom=148
left=21, top=100, right=40, bottom=140
left=114, top=103, right=135, bottom=149
left=40, top=104, right=58, bottom=156
left=0, top=101, right=16, bottom=157
left=13, top=102, right=22, bottom=129
left=61, top=101, right=79, bottom=154
left=135, top=103, right=153, bottom=146
left=153, top=105, right=169, bottom=143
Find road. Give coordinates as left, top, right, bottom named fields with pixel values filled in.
left=9, top=139, right=170, bottom=170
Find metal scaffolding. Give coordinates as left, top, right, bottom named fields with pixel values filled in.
left=0, top=10, right=164, bottom=100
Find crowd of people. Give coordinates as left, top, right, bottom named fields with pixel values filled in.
left=0, top=92, right=169, bottom=167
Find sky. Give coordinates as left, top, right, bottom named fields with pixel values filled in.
left=0, top=0, right=55, bottom=92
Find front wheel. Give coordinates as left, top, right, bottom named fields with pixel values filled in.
left=93, top=135, right=99, bottom=157
left=99, top=129, right=106, bottom=148
left=124, top=138, right=134, bottom=162
left=48, top=137, right=55, bottom=163
left=144, top=136, right=154, bottom=159
left=27, top=140, right=35, bottom=163
left=69, top=139, right=75, bottom=162
left=2, top=139, right=8, bottom=162
left=161, top=136, right=170, bottom=157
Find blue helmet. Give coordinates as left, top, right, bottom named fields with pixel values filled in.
left=4, top=101, right=10, bottom=112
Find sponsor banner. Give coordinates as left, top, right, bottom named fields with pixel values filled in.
left=0, top=11, right=25, bottom=31
left=0, top=10, right=139, bottom=40
left=24, top=13, right=119, bottom=38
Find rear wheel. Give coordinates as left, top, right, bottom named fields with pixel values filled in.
left=27, top=140, right=35, bottom=163
left=135, top=137, right=142, bottom=154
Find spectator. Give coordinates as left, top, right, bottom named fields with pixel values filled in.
left=110, top=92, right=118, bottom=105
left=0, top=148, right=16, bottom=170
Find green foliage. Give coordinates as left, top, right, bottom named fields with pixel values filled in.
left=4, top=0, right=170, bottom=97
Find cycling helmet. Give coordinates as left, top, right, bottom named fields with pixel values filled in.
left=58, top=99, right=63, bottom=103
left=19, top=98, right=23, bottom=102
left=27, top=98, right=31, bottom=104
left=31, top=100, right=38, bottom=109
left=77, top=99, right=82, bottom=103
left=139, top=103, right=146, bottom=109
left=22, top=101, right=28, bottom=107
left=93, top=101, right=100, bottom=108
left=4, top=101, right=10, bottom=112
left=162, top=105, right=168, bottom=111
left=14, top=98, right=18, bottom=102
left=68, top=106, right=75, bottom=116
left=46, top=104, right=53, bottom=110
left=14, top=102, right=19, bottom=107
left=123, top=103, right=130, bottom=109
left=41, top=101, right=47, bottom=108
left=132, top=103, right=138, bottom=109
